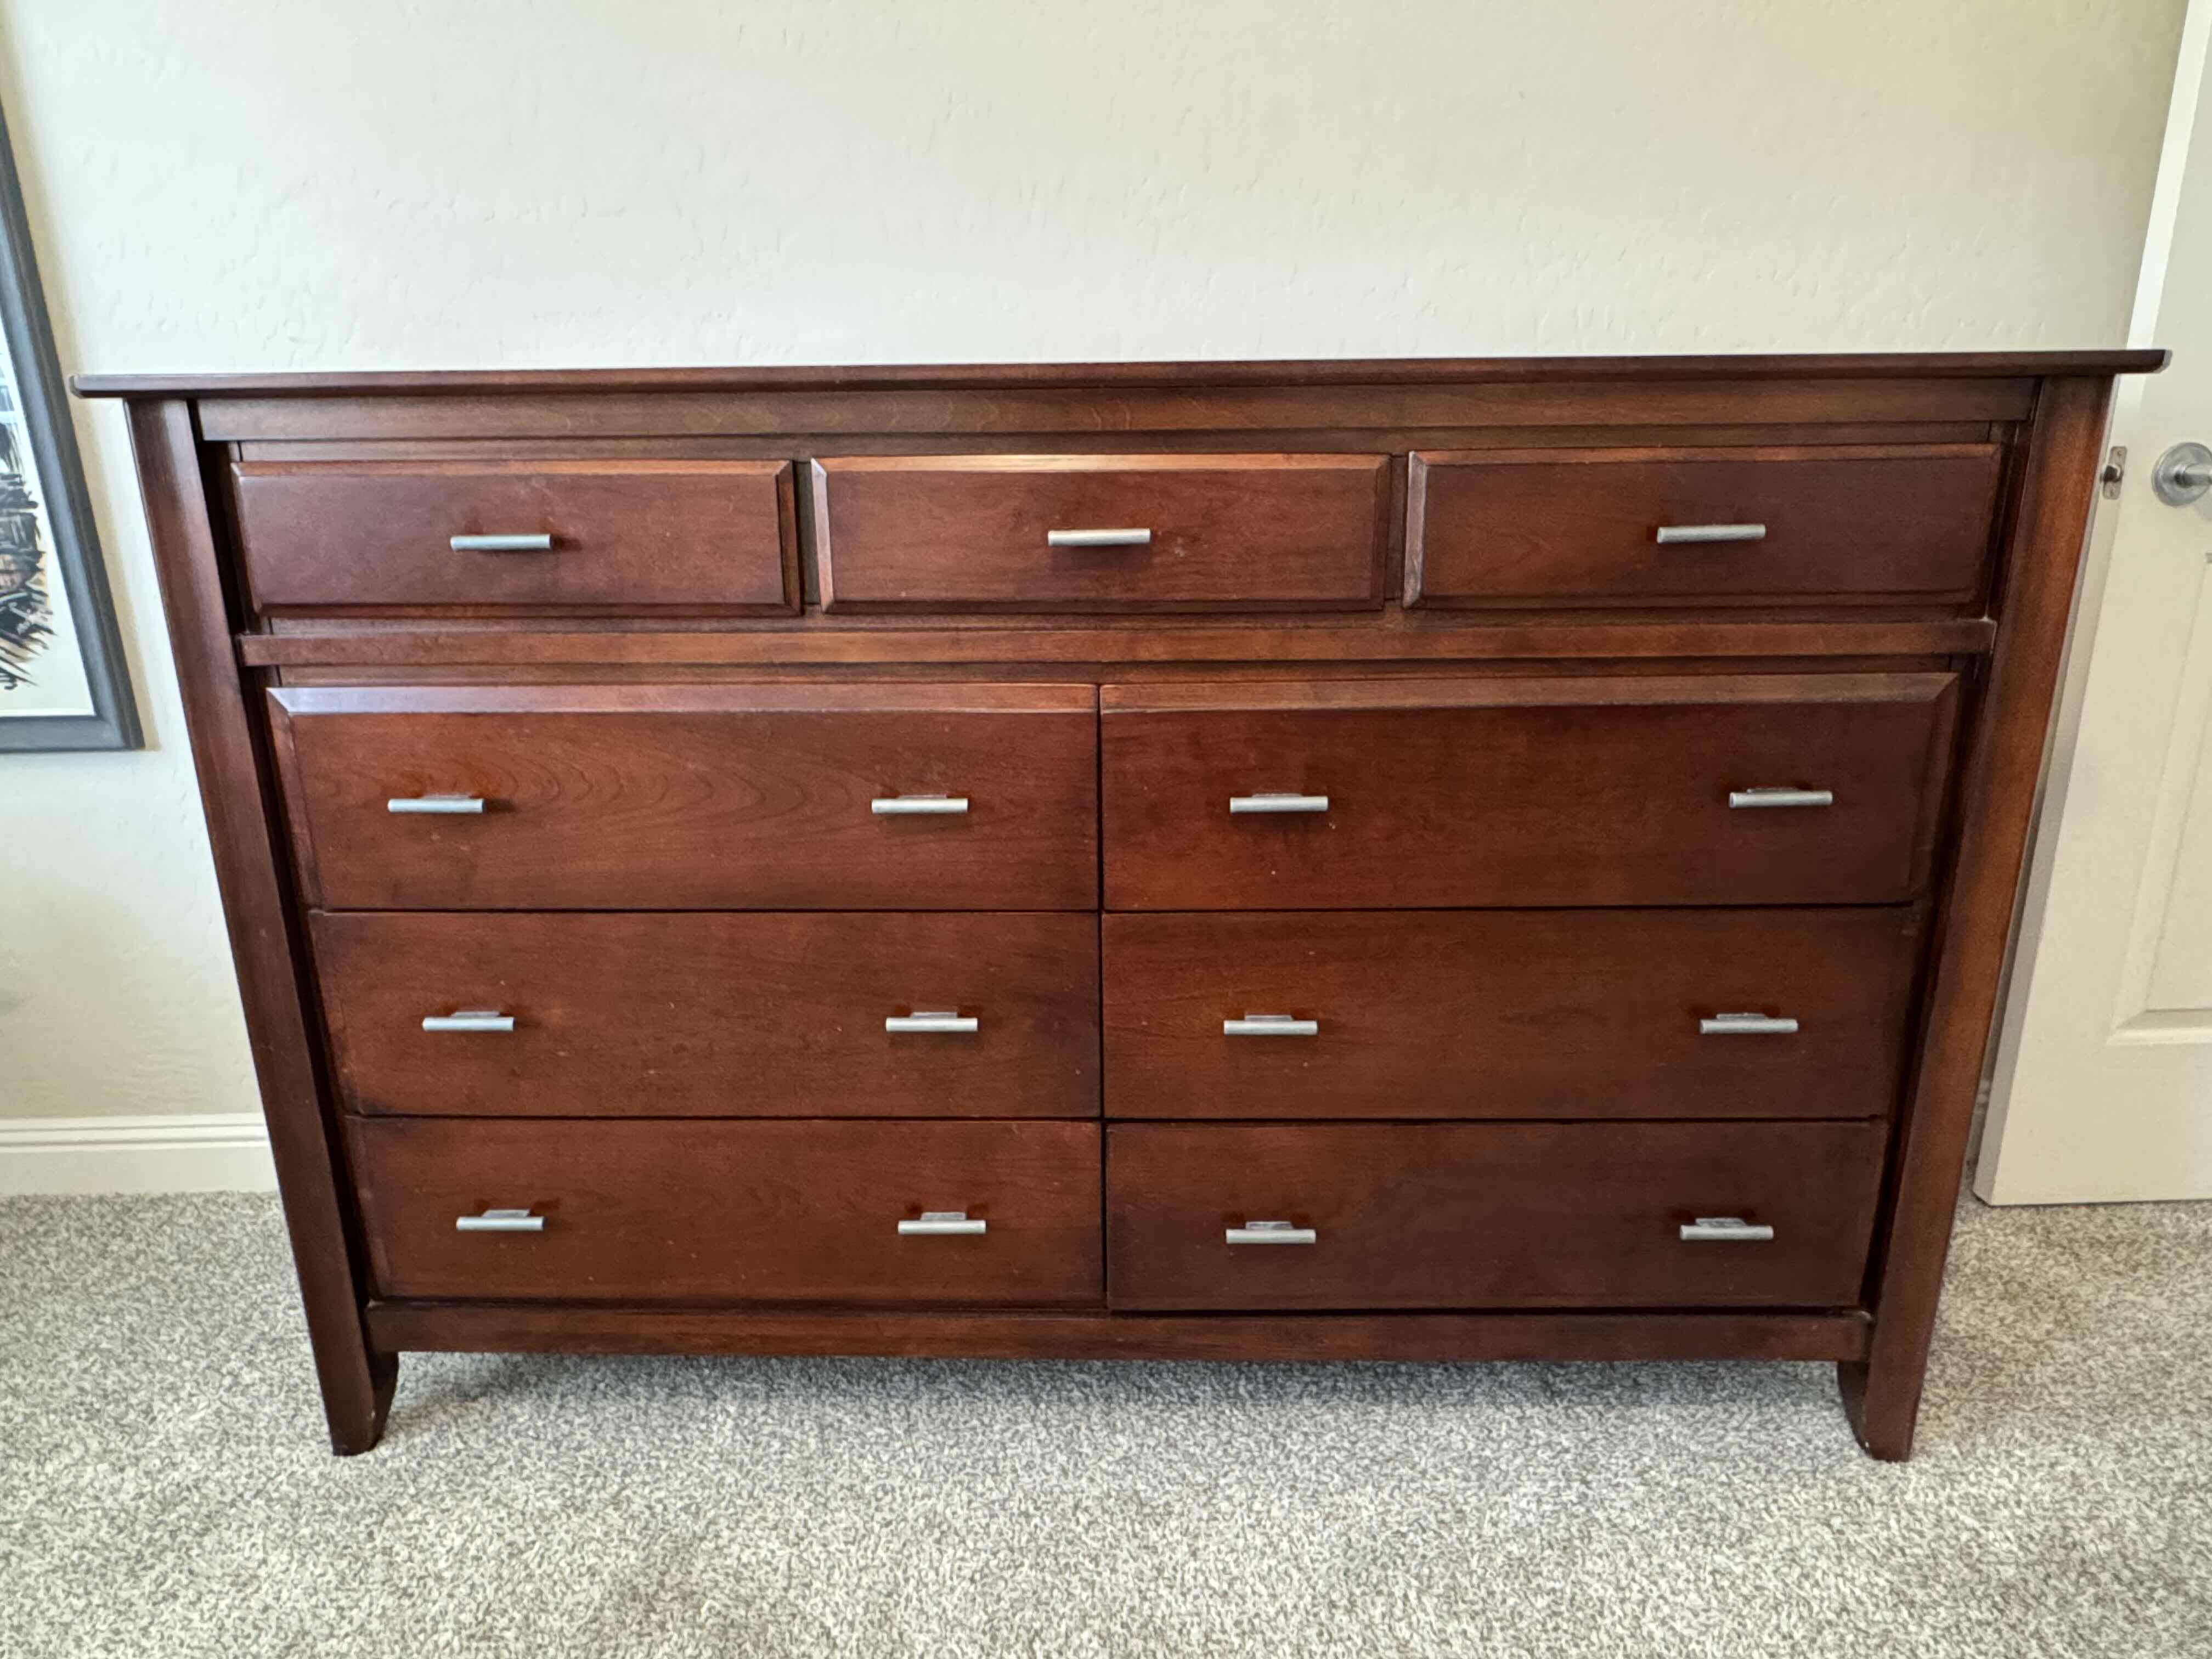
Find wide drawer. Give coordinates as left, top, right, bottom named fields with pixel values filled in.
left=317, top=911, right=1099, bottom=1118
left=1107, top=1121, right=1883, bottom=1311
left=350, top=1118, right=1103, bottom=1304
left=1101, top=674, right=1957, bottom=909
left=812, top=454, right=1390, bottom=611
left=232, top=460, right=797, bottom=612
left=1103, top=908, right=1923, bottom=1120
left=269, top=684, right=1098, bottom=910
left=1404, top=445, right=2001, bottom=608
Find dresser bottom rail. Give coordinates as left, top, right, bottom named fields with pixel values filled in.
left=363, top=1302, right=1870, bottom=1363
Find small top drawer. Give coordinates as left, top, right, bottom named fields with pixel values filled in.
left=230, top=460, right=797, bottom=612
left=1404, top=445, right=2001, bottom=609
left=812, top=454, right=1390, bottom=612
left=269, top=682, right=1098, bottom=911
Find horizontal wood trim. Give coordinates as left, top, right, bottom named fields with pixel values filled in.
left=182, top=381, right=2041, bottom=443
left=1101, top=669, right=1954, bottom=712
left=269, top=679, right=1097, bottom=716
left=236, top=618, right=1999, bottom=669
left=229, top=422, right=2007, bottom=462
left=363, top=1301, right=1872, bottom=1362
left=73, top=349, right=2165, bottom=399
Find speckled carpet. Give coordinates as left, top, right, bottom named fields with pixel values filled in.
left=2, top=1191, right=2208, bottom=1658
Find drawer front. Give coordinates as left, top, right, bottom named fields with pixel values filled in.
left=813, top=454, right=1390, bottom=612
left=270, top=684, right=1098, bottom=911
left=1104, top=908, right=1922, bottom=1121
left=1102, top=674, right=1957, bottom=909
left=1404, top=446, right=2000, bottom=608
left=317, top=911, right=1099, bottom=1119
left=351, top=1118, right=1103, bottom=1305
left=233, top=460, right=796, bottom=612
left=1107, top=1121, right=1883, bottom=1311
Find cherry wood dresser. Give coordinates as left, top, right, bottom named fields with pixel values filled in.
left=77, top=352, right=2162, bottom=1459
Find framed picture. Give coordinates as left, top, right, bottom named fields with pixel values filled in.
left=0, top=97, right=136, bottom=751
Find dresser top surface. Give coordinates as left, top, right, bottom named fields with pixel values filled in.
left=71, top=349, right=2169, bottom=400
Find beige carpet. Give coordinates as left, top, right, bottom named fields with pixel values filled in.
left=2, top=1190, right=2208, bottom=1658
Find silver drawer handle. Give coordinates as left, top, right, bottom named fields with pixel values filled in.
left=871, top=794, right=970, bottom=816
left=899, top=1210, right=987, bottom=1236
left=1655, top=523, right=1767, bottom=544
left=450, top=533, right=554, bottom=552
left=456, top=1208, right=544, bottom=1233
left=387, top=793, right=485, bottom=815
left=1679, top=1215, right=1774, bottom=1243
left=1223, top=1014, right=1319, bottom=1037
left=885, top=1011, right=979, bottom=1034
left=1047, top=527, right=1152, bottom=548
left=1229, top=792, right=1329, bottom=815
left=1227, top=1220, right=1317, bottom=1246
left=1699, top=1012, right=1799, bottom=1036
left=422, top=1009, right=517, bottom=1034
left=1728, top=787, right=1834, bottom=810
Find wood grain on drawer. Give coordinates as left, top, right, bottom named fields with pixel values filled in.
left=268, top=683, right=1097, bottom=911
left=1107, top=1121, right=1883, bottom=1311
left=812, top=454, right=1390, bottom=611
left=1404, top=445, right=2001, bottom=608
left=1101, top=674, right=1957, bottom=909
left=351, top=1118, right=1102, bottom=1305
left=1103, top=908, right=1923, bottom=1121
left=315, top=911, right=1099, bottom=1118
left=232, top=460, right=797, bottom=612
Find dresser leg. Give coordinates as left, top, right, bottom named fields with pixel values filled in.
left=1835, top=1358, right=1916, bottom=1461
left=320, top=1346, right=399, bottom=1456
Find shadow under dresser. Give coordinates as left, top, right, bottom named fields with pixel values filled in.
left=74, top=351, right=2163, bottom=1459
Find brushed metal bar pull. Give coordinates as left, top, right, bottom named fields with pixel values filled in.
left=1699, top=1012, right=1799, bottom=1036
left=456, top=1208, right=544, bottom=1233
left=1679, top=1216, right=1774, bottom=1243
left=1223, top=1014, right=1319, bottom=1037
left=885, top=1012, right=979, bottom=1034
left=871, top=794, right=970, bottom=816
left=450, top=533, right=554, bottom=552
left=387, top=794, right=485, bottom=815
left=1655, top=523, right=1767, bottom=545
left=1226, top=1220, right=1317, bottom=1245
left=1728, top=787, right=1834, bottom=810
left=1229, top=792, right=1329, bottom=815
left=422, top=1010, right=517, bottom=1034
left=1047, top=527, right=1152, bottom=548
left=899, top=1210, right=987, bottom=1236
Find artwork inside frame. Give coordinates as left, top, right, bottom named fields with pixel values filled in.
left=0, top=97, right=136, bottom=751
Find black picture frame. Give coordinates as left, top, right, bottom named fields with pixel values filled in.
left=0, top=95, right=137, bottom=752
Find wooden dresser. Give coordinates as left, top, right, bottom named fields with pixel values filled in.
left=78, top=353, right=2161, bottom=1460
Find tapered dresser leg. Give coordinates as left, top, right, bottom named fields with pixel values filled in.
left=123, top=398, right=394, bottom=1457
left=325, top=1348, right=400, bottom=1456
left=1835, top=1358, right=1914, bottom=1462
left=1835, top=377, right=2119, bottom=1469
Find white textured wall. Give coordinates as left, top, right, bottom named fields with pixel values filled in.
left=0, top=0, right=2186, bottom=1121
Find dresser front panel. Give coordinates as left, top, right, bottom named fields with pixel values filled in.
left=812, top=453, right=1391, bottom=612
left=1105, top=1120, right=1885, bottom=1311
left=351, top=1117, right=1104, bottom=1305
left=317, top=911, right=1101, bottom=1119
left=1103, top=907, right=1925, bottom=1120
left=232, top=459, right=797, bottom=613
left=1405, top=445, right=2001, bottom=610
left=1101, top=674, right=1959, bottom=910
left=269, top=682, right=1100, bottom=911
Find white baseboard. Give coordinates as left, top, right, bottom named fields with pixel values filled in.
left=0, top=1113, right=277, bottom=1195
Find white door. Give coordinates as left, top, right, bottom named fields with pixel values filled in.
left=1980, top=5, right=2212, bottom=1203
